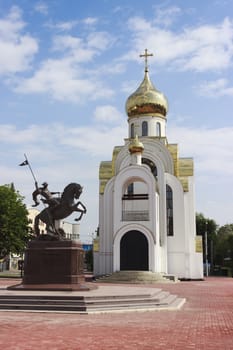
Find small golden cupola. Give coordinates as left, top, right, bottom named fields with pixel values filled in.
left=128, top=134, right=144, bottom=165
left=125, top=49, right=168, bottom=119
left=128, top=134, right=144, bottom=154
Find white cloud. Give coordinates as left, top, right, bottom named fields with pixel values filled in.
left=14, top=57, right=114, bottom=102
left=0, top=124, right=40, bottom=143
left=94, top=105, right=123, bottom=123
left=61, top=124, right=127, bottom=156
left=0, top=6, right=23, bottom=40
left=198, top=78, right=233, bottom=97
left=87, top=32, right=115, bottom=50
left=46, top=20, right=79, bottom=32
left=0, top=6, right=38, bottom=75
left=52, top=31, right=113, bottom=54
left=126, top=16, right=233, bottom=72
left=11, top=27, right=115, bottom=103
left=167, top=125, right=233, bottom=176
left=52, top=35, right=95, bottom=60
left=0, top=122, right=127, bottom=157
left=45, top=17, right=97, bottom=32
left=153, top=5, right=182, bottom=28
left=82, top=17, right=98, bottom=26
left=121, top=80, right=139, bottom=94
left=34, top=2, right=49, bottom=16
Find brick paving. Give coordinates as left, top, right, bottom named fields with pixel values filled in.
left=0, top=277, right=232, bottom=349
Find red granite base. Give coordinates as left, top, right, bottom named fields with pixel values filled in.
left=9, top=240, right=96, bottom=291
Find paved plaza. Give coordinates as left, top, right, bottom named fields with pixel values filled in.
left=0, top=277, right=232, bottom=349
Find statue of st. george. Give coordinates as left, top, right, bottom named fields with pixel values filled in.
left=33, top=182, right=87, bottom=239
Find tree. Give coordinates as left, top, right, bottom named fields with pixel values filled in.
left=196, top=213, right=218, bottom=241
left=196, top=213, right=218, bottom=272
left=0, top=184, right=31, bottom=258
left=215, top=224, right=233, bottom=274
left=85, top=249, right=93, bottom=271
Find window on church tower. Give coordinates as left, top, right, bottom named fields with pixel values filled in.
left=122, top=181, right=149, bottom=221
left=142, top=121, right=148, bottom=136
left=156, top=122, right=161, bottom=137
left=131, top=123, right=135, bottom=138
left=166, top=185, right=174, bottom=236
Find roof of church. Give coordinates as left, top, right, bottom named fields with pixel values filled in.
left=125, top=51, right=168, bottom=119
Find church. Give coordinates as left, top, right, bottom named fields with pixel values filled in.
left=94, top=50, right=203, bottom=280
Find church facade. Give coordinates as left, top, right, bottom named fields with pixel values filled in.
left=94, top=51, right=203, bottom=280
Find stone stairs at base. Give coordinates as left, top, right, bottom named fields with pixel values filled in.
left=0, top=288, right=185, bottom=313
left=96, top=271, right=179, bottom=283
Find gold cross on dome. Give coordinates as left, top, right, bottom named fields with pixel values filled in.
left=139, top=49, right=153, bottom=72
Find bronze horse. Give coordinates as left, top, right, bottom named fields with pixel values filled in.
left=34, top=183, right=86, bottom=238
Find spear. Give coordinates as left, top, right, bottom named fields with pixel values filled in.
left=19, top=153, right=38, bottom=188
left=19, top=154, right=57, bottom=235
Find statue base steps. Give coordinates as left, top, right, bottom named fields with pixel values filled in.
left=2, top=285, right=185, bottom=313
left=96, top=271, right=179, bottom=283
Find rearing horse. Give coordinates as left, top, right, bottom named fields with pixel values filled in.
left=34, top=183, right=86, bottom=237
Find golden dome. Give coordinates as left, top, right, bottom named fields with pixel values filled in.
left=128, top=135, right=144, bottom=154
left=125, top=70, right=168, bottom=119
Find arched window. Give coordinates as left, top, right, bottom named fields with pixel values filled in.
left=156, top=122, right=161, bottom=137
left=166, top=185, right=174, bottom=236
left=122, top=181, right=149, bottom=221
left=130, top=123, right=135, bottom=138
left=142, top=121, right=148, bottom=136
left=142, top=158, right=157, bottom=178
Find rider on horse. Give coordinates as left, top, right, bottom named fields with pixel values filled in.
left=32, top=182, right=60, bottom=208
left=33, top=182, right=86, bottom=238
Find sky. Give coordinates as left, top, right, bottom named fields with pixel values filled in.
left=0, top=0, right=233, bottom=242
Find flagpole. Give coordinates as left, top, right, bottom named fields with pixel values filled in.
left=23, top=153, right=38, bottom=186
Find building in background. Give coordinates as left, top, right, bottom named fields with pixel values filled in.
left=28, top=208, right=46, bottom=234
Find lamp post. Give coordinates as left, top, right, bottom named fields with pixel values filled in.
left=205, top=222, right=208, bottom=277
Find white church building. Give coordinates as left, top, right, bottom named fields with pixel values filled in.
left=94, top=50, right=203, bottom=280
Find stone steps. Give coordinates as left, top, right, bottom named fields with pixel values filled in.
left=0, top=287, right=185, bottom=313
left=97, top=271, right=178, bottom=283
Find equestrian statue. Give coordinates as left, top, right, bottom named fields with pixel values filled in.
left=33, top=182, right=87, bottom=240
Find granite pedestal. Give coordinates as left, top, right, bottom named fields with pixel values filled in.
left=10, top=240, right=94, bottom=291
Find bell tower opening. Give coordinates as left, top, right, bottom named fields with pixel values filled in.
left=120, top=230, right=148, bottom=270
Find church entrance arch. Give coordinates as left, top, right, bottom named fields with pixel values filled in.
left=120, top=230, right=148, bottom=270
